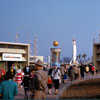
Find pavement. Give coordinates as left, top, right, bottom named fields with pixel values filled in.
left=15, top=73, right=100, bottom=99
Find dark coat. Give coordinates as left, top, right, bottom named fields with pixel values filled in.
left=23, top=67, right=31, bottom=75
left=21, top=75, right=30, bottom=89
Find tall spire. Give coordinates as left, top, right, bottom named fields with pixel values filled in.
left=28, top=32, right=31, bottom=44
left=15, top=27, right=19, bottom=43
left=33, top=33, right=38, bottom=56
left=28, top=32, right=32, bottom=55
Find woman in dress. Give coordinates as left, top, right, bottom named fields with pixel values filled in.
left=15, top=65, right=22, bottom=87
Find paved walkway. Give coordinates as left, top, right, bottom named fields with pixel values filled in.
left=15, top=73, right=100, bottom=99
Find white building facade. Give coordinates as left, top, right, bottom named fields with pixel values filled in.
left=0, top=42, right=30, bottom=71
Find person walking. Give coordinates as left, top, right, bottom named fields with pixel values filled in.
left=29, top=66, right=36, bottom=99
left=0, top=72, right=18, bottom=100
left=21, top=73, right=30, bottom=99
left=30, top=59, right=48, bottom=99
left=64, top=71, right=68, bottom=83
left=15, top=65, right=22, bottom=87
left=48, top=67, right=54, bottom=79
left=23, top=66, right=31, bottom=75
left=60, top=64, right=65, bottom=83
left=85, top=65, right=89, bottom=75
left=0, top=66, right=5, bottom=82
left=73, top=65, right=78, bottom=79
left=7, top=64, right=16, bottom=79
left=47, top=75, right=52, bottom=95
left=91, top=65, right=95, bottom=75
left=80, top=64, right=85, bottom=79
left=68, top=66, right=74, bottom=83
left=52, top=64, right=61, bottom=95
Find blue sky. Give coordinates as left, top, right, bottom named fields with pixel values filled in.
left=0, top=0, right=100, bottom=60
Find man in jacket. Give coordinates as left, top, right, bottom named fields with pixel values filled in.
left=30, top=59, right=48, bottom=99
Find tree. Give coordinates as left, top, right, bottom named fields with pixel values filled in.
left=77, top=54, right=82, bottom=64
left=82, top=53, right=87, bottom=61
left=78, top=54, right=81, bottom=60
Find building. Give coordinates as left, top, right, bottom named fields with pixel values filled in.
left=0, top=42, right=30, bottom=71
left=93, top=42, right=100, bottom=71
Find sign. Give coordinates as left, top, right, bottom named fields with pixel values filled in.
left=2, top=53, right=22, bottom=61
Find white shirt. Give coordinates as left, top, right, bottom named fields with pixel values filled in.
left=52, top=68, right=61, bottom=80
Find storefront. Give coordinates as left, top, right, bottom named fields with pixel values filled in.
left=0, top=42, right=30, bottom=71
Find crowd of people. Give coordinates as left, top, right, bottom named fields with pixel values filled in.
left=0, top=60, right=97, bottom=99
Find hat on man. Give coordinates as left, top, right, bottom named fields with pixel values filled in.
left=33, top=58, right=44, bottom=67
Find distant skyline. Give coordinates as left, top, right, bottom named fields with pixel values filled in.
left=0, top=0, right=100, bottom=61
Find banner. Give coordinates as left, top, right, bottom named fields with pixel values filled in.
left=2, top=53, right=22, bottom=61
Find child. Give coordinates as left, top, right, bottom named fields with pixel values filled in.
left=47, top=75, right=52, bottom=95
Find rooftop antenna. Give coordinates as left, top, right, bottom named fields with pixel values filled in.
left=33, top=33, right=38, bottom=57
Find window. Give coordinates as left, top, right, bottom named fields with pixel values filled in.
left=0, top=45, right=5, bottom=48
left=18, top=46, right=25, bottom=49
left=8, top=45, right=15, bottom=48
